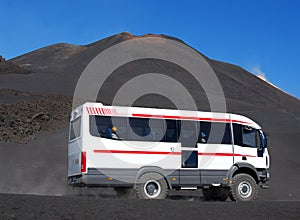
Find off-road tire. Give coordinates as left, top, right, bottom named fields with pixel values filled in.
left=230, top=173, right=258, bottom=201
left=135, top=172, right=168, bottom=199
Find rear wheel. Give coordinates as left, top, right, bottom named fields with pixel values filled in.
left=230, top=173, right=258, bottom=201
left=135, top=172, right=168, bottom=199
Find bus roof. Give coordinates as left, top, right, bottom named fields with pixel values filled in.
left=77, top=102, right=261, bottom=129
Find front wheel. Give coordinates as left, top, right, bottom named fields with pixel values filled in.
left=135, top=172, right=168, bottom=199
left=230, top=173, right=258, bottom=201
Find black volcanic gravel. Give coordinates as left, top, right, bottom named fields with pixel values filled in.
left=0, top=89, right=72, bottom=143
left=0, top=194, right=299, bottom=220
left=0, top=33, right=299, bottom=219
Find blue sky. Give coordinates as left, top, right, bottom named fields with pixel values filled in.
left=0, top=0, right=299, bottom=98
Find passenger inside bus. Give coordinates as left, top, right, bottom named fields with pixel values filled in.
left=144, top=128, right=160, bottom=141
left=100, top=126, right=121, bottom=140
left=200, top=132, right=207, bottom=143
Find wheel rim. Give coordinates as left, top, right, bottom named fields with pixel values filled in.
left=143, top=180, right=161, bottom=198
left=238, top=181, right=252, bottom=198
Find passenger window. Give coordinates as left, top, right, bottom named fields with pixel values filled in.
left=90, top=116, right=112, bottom=137
left=111, top=117, right=127, bottom=140
left=182, top=151, right=198, bottom=168
left=199, top=122, right=231, bottom=144
left=164, top=119, right=178, bottom=142
left=180, top=121, right=199, bottom=147
left=128, top=117, right=165, bottom=141
left=89, top=116, right=126, bottom=140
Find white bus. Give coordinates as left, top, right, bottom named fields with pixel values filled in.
left=68, top=102, right=270, bottom=201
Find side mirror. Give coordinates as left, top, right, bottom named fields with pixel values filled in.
left=259, top=130, right=268, bottom=148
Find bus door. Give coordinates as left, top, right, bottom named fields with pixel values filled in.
left=179, top=120, right=200, bottom=185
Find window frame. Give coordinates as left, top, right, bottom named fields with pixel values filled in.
left=199, top=121, right=232, bottom=145
left=233, top=124, right=259, bottom=148
left=128, top=117, right=166, bottom=142
left=69, top=116, right=81, bottom=142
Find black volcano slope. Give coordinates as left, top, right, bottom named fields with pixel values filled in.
left=0, top=32, right=299, bottom=200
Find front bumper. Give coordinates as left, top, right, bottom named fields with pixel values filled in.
left=258, top=169, right=270, bottom=189
left=258, top=169, right=270, bottom=182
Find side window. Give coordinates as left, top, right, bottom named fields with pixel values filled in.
left=128, top=117, right=164, bottom=141
left=164, top=120, right=178, bottom=142
left=242, top=126, right=256, bottom=147
left=199, top=122, right=231, bottom=144
left=148, top=118, right=165, bottom=141
left=182, top=151, right=198, bottom=168
left=179, top=121, right=199, bottom=147
left=256, top=130, right=262, bottom=148
left=233, top=124, right=257, bottom=148
left=69, top=117, right=81, bottom=141
left=164, top=119, right=178, bottom=142
left=233, top=124, right=243, bottom=146
left=111, top=117, right=127, bottom=139
left=90, top=116, right=112, bottom=138
left=90, top=116, right=127, bottom=140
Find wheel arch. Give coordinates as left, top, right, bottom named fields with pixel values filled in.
left=134, top=166, right=172, bottom=189
left=228, top=163, right=259, bottom=184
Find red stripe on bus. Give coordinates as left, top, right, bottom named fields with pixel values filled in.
left=89, top=107, right=93, bottom=115
left=93, top=150, right=256, bottom=157
left=131, top=114, right=253, bottom=125
left=198, top=152, right=256, bottom=157
left=236, top=154, right=256, bottom=157
left=86, top=107, right=90, bottom=115
left=94, top=150, right=181, bottom=155
left=85, top=108, right=250, bottom=125
left=200, top=118, right=230, bottom=122
left=231, top=120, right=251, bottom=124
left=132, top=114, right=232, bottom=123
left=198, top=152, right=232, bottom=156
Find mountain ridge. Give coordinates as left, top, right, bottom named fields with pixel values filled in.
left=0, top=32, right=299, bottom=199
